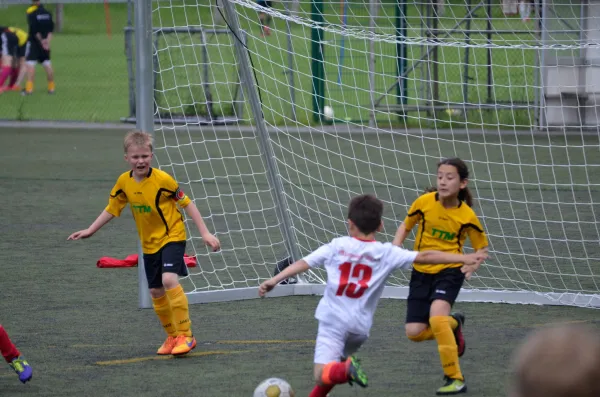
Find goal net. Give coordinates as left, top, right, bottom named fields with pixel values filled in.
left=152, top=26, right=245, bottom=125
left=149, top=0, right=600, bottom=308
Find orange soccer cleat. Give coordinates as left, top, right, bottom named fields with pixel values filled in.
left=171, top=334, right=196, bottom=356
left=156, top=336, right=178, bottom=355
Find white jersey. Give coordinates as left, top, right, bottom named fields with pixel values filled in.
left=303, top=236, right=418, bottom=335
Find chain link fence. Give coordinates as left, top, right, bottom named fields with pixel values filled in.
left=0, top=1, right=130, bottom=122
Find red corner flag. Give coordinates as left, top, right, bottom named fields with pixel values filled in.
left=97, top=254, right=197, bottom=268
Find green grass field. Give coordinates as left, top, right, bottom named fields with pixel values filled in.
left=0, top=1, right=542, bottom=127
left=1, top=126, right=598, bottom=396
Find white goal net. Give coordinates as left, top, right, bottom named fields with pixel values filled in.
left=149, top=0, right=600, bottom=308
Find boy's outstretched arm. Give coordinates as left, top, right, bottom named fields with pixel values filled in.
left=183, top=202, right=220, bottom=251
left=67, top=210, right=114, bottom=240
left=258, top=260, right=310, bottom=297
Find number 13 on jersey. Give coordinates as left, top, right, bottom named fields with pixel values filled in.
left=336, top=262, right=373, bottom=298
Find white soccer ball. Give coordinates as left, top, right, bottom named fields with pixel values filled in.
left=253, top=378, right=295, bottom=397
left=323, top=105, right=334, bottom=121
left=445, top=108, right=462, bottom=117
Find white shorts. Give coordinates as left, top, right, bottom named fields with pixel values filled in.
left=314, top=321, right=368, bottom=364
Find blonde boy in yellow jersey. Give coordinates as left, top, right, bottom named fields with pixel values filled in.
left=393, top=157, right=488, bottom=395
left=68, top=130, right=221, bottom=356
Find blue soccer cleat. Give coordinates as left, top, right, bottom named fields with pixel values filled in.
left=9, top=356, right=32, bottom=384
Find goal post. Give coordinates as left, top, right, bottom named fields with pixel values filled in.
left=136, top=0, right=600, bottom=309
left=134, top=0, right=153, bottom=309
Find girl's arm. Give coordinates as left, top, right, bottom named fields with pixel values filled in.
left=392, top=222, right=409, bottom=246
left=414, top=250, right=487, bottom=267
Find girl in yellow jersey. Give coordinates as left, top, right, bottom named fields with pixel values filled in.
left=393, top=158, right=488, bottom=395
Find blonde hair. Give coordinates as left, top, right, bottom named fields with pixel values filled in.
left=510, top=324, right=600, bottom=397
left=124, top=130, right=153, bottom=153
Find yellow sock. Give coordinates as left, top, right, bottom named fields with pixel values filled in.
left=449, top=316, right=458, bottom=330
left=48, top=81, right=55, bottom=91
left=407, top=327, right=435, bottom=342
left=25, top=81, right=33, bottom=92
left=166, top=285, right=192, bottom=337
left=152, top=294, right=177, bottom=337
left=430, top=316, right=463, bottom=381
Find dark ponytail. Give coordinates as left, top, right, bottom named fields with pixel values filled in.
left=437, top=157, right=473, bottom=207
left=423, top=186, right=438, bottom=195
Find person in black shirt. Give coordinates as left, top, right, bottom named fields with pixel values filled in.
left=0, top=27, right=19, bottom=91
left=23, top=0, right=54, bottom=95
left=257, top=0, right=273, bottom=37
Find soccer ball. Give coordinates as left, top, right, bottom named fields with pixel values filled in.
left=445, top=108, right=463, bottom=117
left=253, top=378, right=295, bottom=397
left=323, top=105, right=334, bottom=121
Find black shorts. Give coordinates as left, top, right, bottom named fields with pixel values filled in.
left=17, top=43, right=27, bottom=58
left=143, top=241, right=188, bottom=289
left=1, top=32, right=18, bottom=57
left=257, top=0, right=273, bottom=8
left=406, top=267, right=465, bottom=324
left=25, top=40, right=50, bottom=63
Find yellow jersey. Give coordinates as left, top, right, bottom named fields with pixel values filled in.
left=105, top=168, right=192, bottom=254
left=8, top=27, right=28, bottom=47
left=403, top=192, right=488, bottom=274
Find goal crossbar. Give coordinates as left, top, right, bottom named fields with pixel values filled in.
left=186, top=285, right=600, bottom=308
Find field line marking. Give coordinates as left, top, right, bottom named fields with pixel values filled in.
left=532, top=319, right=592, bottom=327
left=215, top=339, right=315, bottom=345
left=95, top=349, right=251, bottom=366
left=68, top=339, right=315, bottom=349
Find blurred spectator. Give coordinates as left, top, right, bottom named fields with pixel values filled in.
left=9, top=26, right=28, bottom=91
left=0, top=27, right=20, bottom=92
left=24, top=0, right=55, bottom=95
left=257, top=0, right=273, bottom=37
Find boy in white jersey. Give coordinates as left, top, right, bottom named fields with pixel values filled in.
left=259, top=194, right=486, bottom=397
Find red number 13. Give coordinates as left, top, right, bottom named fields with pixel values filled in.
left=336, top=262, right=372, bottom=298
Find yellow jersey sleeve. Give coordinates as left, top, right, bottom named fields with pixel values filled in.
left=105, top=175, right=129, bottom=217
left=466, top=214, right=488, bottom=250
left=8, top=27, right=28, bottom=46
left=403, top=195, right=424, bottom=231
left=160, top=172, right=192, bottom=208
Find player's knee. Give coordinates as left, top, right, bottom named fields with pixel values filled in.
left=162, top=273, right=180, bottom=290
left=405, top=323, right=427, bottom=341
left=430, top=299, right=452, bottom=316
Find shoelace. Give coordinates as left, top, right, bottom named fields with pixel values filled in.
left=175, top=335, right=189, bottom=345
left=11, top=360, right=24, bottom=372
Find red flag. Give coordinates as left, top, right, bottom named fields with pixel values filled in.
left=97, top=254, right=197, bottom=268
